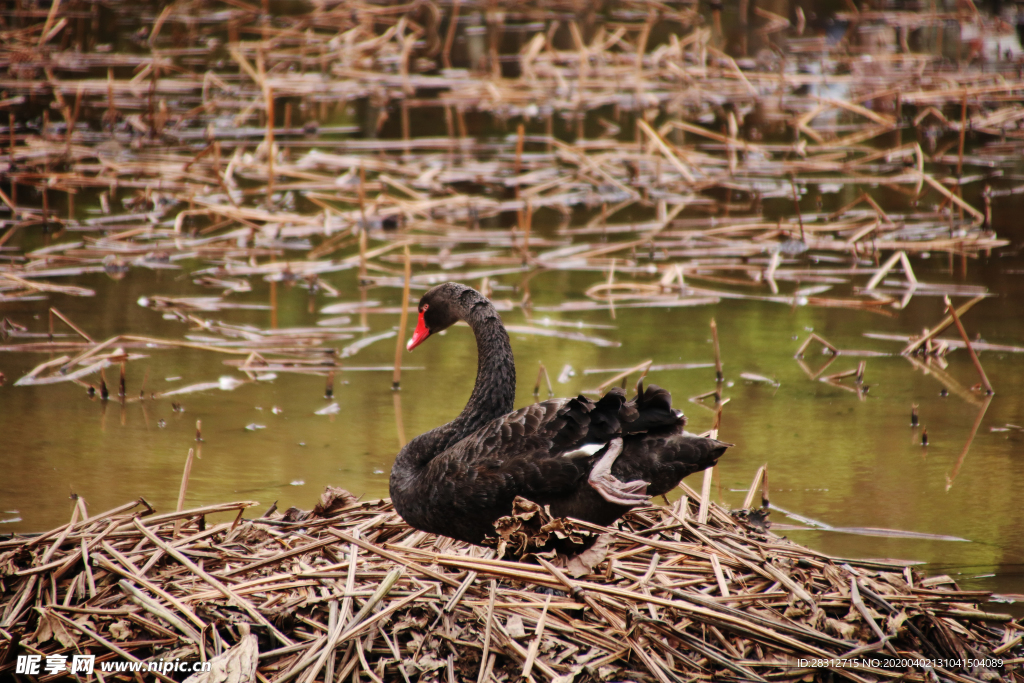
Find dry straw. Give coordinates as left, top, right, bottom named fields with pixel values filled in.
left=0, top=484, right=1019, bottom=682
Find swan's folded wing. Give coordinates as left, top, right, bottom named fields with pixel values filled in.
left=434, top=399, right=600, bottom=510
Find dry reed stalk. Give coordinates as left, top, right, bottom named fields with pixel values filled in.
left=697, top=467, right=714, bottom=524
left=392, top=246, right=412, bottom=390
left=0, top=486, right=1019, bottom=681
left=943, top=294, right=993, bottom=395
left=795, top=332, right=839, bottom=358
left=741, top=464, right=767, bottom=510
left=172, top=447, right=195, bottom=538
left=902, top=295, right=985, bottom=355
left=710, top=318, right=723, bottom=382
left=595, top=360, right=652, bottom=393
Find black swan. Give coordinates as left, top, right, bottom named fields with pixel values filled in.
left=388, top=282, right=730, bottom=545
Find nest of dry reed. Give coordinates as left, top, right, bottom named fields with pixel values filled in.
left=1, top=485, right=1021, bottom=683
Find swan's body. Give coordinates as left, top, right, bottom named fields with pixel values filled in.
left=388, top=282, right=729, bottom=545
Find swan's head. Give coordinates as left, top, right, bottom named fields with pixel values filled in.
left=407, top=282, right=477, bottom=350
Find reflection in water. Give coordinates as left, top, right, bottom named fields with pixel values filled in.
left=393, top=391, right=407, bottom=450
left=946, top=395, right=993, bottom=491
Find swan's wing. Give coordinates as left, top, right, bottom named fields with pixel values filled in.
left=420, top=387, right=695, bottom=520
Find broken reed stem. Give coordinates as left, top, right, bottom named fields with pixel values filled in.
left=596, top=360, right=652, bottom=393
left=49, top=307, right=94, bottom=343
left=789, top=175, right=804, bottom=241
left=697, top=467, right=714, bottom=524
left=522, top=201, right=532, bottom=262
left=173, top=448, right=196, bottom=538
left=902, top=295, right=985, bottom=355
left=476, top=579, right=497, bottom=683
left=943, top=295, right=993, bottom=395
left=865, top=250, right=915, bottom=290
left=392, top=245, right=412, bottom=390
left=520, top=594, right=551, bottom=679
left=710, top=318, right=723, bottom=382
left=514, top=122, right=525, bottom=183
left=795, top=332, right=838, bottom=358
left=265, top=86, right=275, bottom=198
left=957, top=94, right=967, bottom=177
left=741, top=464, right=767, bottom=510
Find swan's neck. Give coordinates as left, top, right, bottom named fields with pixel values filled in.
left=447, top=307, right=516, bottom=444
left=394, top=301, right=515, bottom=472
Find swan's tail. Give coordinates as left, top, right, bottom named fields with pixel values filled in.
left=613, top=430, right=731, bottom=497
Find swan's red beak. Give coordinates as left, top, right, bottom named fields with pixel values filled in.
left=407, top=310, right=430, bottom=351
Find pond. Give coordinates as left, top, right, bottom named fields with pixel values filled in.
left=1, top=0, right=1023, bottom=617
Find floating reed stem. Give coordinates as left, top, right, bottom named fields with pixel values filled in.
left=902, top=295, right=985, bottom=355
left=48, top=307, right=94, bottom=343
left=795, top=333, right=838, bottom=358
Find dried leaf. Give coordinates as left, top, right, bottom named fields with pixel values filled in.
left=824, top=617, right=858, bottom=640
left=33, top=610, right=79, bottom=648
left=886, top=611, right=909, bottom=637
left=184, top=633, right=258, bottom=683
left=565, top=534, right=612, bottom=578
left=505, top=613, right=527, bottom=639
left=312, top=486, right=358, bottom=517
left=413, top=655, right=446, bottom=673
left=486, top=496, right=596, bottom=558
left=109, top=619, right=133, bottom=641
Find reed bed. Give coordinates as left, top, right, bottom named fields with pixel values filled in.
left=1, top=485, right=1021, bottom=683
